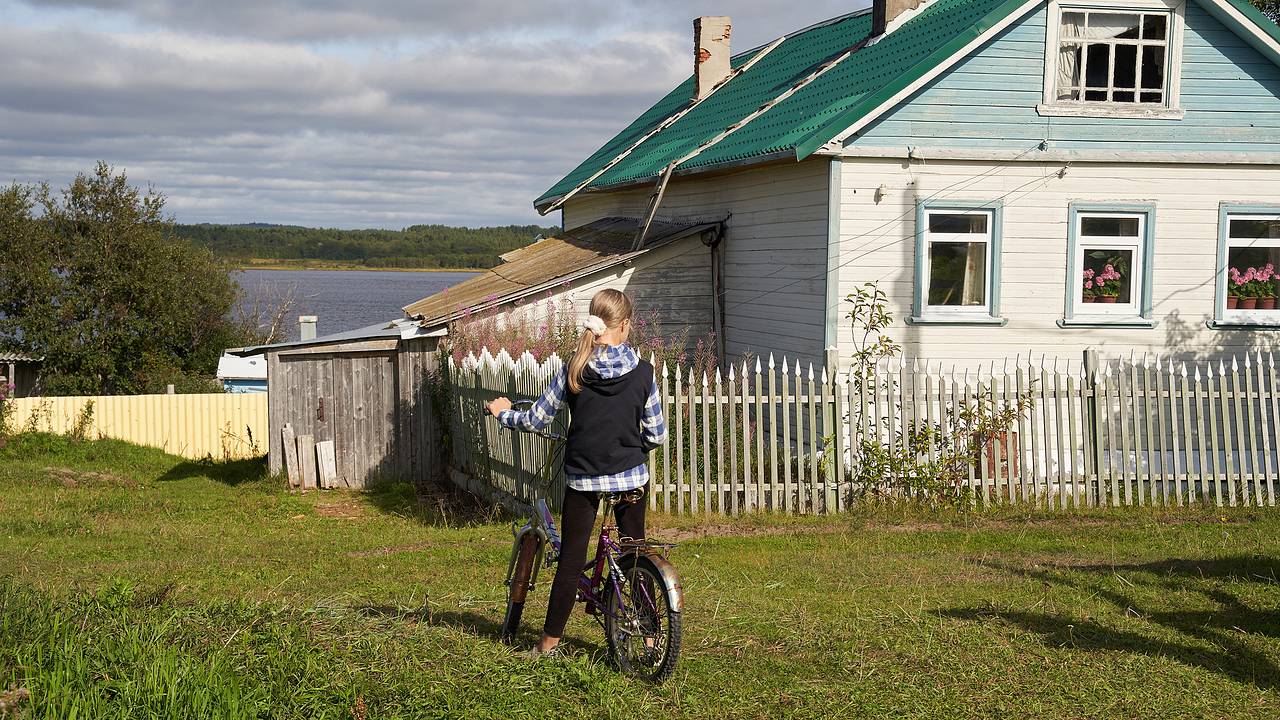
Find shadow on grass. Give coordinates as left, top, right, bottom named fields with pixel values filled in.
left=360, top=479, right=517, bottom=529
left=155, top=456, right=270, bottom=486
left=352, top=604, right=600, bottom=656
left=942, top=554, right=1280, bottom=691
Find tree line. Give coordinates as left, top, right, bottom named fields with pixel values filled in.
left=175, top=222, right=560, bottom=269
left=1254, top=0, right=1279, bottom=21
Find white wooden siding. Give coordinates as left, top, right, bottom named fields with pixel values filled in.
left=562, top=159, right=831, bottom=364
left=836, top=156, right=1280, bottom=366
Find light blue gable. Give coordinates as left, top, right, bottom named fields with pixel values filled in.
left=848, top=1, right=1280, bottom=153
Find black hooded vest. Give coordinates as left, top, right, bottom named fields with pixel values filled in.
left=563, top=360, right=654, bottom=477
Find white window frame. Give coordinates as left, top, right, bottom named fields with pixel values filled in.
left=1220, top=212, right=1280, bottom=326
left=1072, top=212, right=1147, bottom=317
left=1040, top=0, right=1186, bottom=120
left=920, top=208, right=996, bottom=318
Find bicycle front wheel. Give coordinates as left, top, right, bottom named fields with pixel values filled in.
left=500, top=533, right=540, bottom=644
left=604, top=552, right=682, bottom=684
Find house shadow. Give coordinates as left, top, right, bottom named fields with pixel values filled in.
left=351, top=603, right=603, bottom=656
left=941, top=555, right=1280, bottom=690
left=155, top=455, right=269, bottom=486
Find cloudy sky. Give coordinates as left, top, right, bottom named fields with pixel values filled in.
left=2, top=1, right=870, bottom=228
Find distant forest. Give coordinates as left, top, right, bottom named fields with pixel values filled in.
left=174, top=222, right=561, bottom=269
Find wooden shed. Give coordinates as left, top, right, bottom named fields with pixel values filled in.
left=0, top=352, right=43, bottom=398
left=232, top=321, right=446, bottom=489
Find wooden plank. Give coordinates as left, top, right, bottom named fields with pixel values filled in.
left=1243, top=354, right=1263, bottom=507
left=689, top=368, right=701, bottom=514
left=1228, top=357, right=1247, bottom=507
left=281, top=423, right=301, bottom=488
left=807, top=364, right=820, bottom=515
left=1101, top=365, right=1119, bottom=507
left=991, top=367, right=1007, bottom=504
left=316, top=440, right=338, bottom=488
left=714, top=368, right=726, bottom=516
left=1153, top=358, right=1172, bottom=506
left=1024, top=362, right=1042, bottom=505
left=1064, top=368, right=1080, bottom=508
left=828, top=366, right=843, bottom=513
left=1204, top=365, right=1223, bottom=506
left=768, top=355, right=779, bottom=512
left=1217, top=361, right=1237, bottom=507
left=298, top=434, right=317, bottom=490
left=1117, top=360, right=1134, bottom=507
left=701, top=369, right=712, bottom=516
left=276, top=338, right=399, bottom=357
left=781, top=358, right=794, bottom=514
left=728, top=365, right=739, bottom=516
left=674, top=365, right=684, bottom=516
left=661, top=362, right=672, bottom=514
left=1269, top=353, right=1280, bottom=506
left=754, top=358, right=765, bottom=512
left=1141, top=358, right=1160, bottom=506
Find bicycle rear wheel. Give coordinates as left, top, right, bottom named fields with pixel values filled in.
left=604, top=553, right=682, bottom=684
left=500, top=533, right=540, bottom=644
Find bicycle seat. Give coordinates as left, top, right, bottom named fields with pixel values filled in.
left=604, top=488, right=646, bottom=507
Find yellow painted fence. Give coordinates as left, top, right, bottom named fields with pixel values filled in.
left=2, top=393, right=268, bottom=459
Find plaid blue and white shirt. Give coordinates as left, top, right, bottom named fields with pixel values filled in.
left=497, top=343, right=667, bottom=492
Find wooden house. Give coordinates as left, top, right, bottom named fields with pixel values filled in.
left=502, top=0, right=1280, bottom=369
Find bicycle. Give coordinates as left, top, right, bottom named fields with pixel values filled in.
left=494, top=400, right=684, bottom=684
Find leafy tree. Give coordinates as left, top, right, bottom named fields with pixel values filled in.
left=0, top=163, right=250, bottom=395
left=1253, top=0, right=1279, bottom=21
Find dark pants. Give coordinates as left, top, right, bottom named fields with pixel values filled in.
left=543, top=484, right=646, bottom=638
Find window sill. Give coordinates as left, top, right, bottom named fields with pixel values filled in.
left=1036, top=104, right=1185, bottom=121
left=1207, top=319, right=1280, bottom=331
left=908, top=315, right=1008, bottom=326
left=1057, top=317, right=1158, bottom=329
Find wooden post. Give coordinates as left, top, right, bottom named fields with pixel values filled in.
left=1083, top=349, right=1103, bottom=502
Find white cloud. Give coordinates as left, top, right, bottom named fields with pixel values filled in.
left=2, top=0, right=864, bottom=227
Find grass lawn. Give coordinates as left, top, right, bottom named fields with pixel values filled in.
left=2, top=433, right=1279, bottom=719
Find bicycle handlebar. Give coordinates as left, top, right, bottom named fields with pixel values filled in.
left=484, top=398, right=566, bottom=442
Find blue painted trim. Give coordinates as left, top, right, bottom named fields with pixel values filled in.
left=913, top=198, right=1005, bottom=323
left=1064, top=203, right=1158, bottom=323
left=1214, top=202, right=1280, bottom=325
left=824, top=158, right=843, bottom=352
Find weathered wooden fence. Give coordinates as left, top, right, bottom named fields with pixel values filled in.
left=2, top=393, right=267, bottom=460
left=446, top=350, right=1280, bottom=514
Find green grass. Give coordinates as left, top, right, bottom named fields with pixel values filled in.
left=2, top=432, right=1279, bottom=718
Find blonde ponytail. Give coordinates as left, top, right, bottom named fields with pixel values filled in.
left=567, top=288, right=633, bottom=394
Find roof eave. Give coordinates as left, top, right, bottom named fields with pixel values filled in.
left=534, top=150, right=799, bottom=214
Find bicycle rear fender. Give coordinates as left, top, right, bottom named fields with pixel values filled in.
left=643, top=553, right=684, bottom=613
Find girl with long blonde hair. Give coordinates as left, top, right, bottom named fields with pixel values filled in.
left=486, top=288, right=667, bottom=657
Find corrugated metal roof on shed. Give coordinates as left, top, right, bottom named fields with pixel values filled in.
left=0, top=352, right=43, bottom=362
left=402, top=217, right=718, bottom=328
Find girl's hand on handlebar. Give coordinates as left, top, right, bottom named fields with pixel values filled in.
left=486, top=397, right=513, bottom=417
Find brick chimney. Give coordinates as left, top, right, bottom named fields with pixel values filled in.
left=872, top=0, right=924, bottom=37
left=694, top=16, right=732, bottom=100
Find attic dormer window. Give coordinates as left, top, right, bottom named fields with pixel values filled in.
left=1040, top=1, right=1185, bottom=119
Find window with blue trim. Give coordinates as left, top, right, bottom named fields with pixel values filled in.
left=1220, top=213, right=1280, bottom=325
left=912, top=203, right=1004, bottom=325
left=1062, top=205, right=1156, bottom=327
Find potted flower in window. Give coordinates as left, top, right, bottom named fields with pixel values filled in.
left=1087, top=264, right=1123, bottom=303
left=1258, top=263, right=1277, bottom=311
left=1082, top=268, right=1097, bottom=303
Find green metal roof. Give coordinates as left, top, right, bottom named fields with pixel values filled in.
left=535, top=0, right=1034, bottom=212
left=535, top=0, right=1280, bottom=214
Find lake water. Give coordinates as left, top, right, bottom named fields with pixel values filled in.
left=235, top=269, right=479, bottom=342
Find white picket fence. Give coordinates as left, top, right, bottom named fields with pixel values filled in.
left=446, top=349, right=1280, bottom=515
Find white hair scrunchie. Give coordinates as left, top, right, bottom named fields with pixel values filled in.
left=582, top=315, right=607, bottom=336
